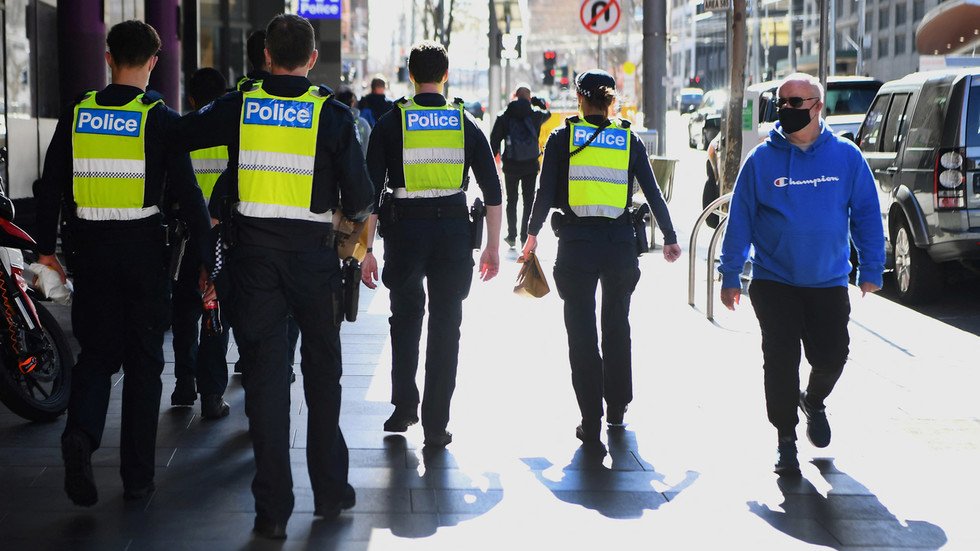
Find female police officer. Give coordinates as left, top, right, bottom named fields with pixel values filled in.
left=522, top=70, right=682, bottom=445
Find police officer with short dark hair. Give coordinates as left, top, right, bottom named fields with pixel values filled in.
left=174, top=14, right=374, bottom=539
left=360, top=40, right=502, bottom=448
left=34, top=20, right=212, bottom=506
left=238, top=30, right=271, bottom=89
left=522, top=70, right=681, bottom=446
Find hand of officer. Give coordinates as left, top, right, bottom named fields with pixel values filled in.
left=721, top=287, right=741, bottom=311
left=198, top=267, right=217, bottom=302
left=521, top=234, right=538, bottom=261
left=38, top=254, right=67, bottom=284
left=479, top=246, right=499, bottom=281
left=663, top=243, right=682, bottom=263
left=361, top=252, right=379, bottom=290
left=859, top=281, right=881, bottom=297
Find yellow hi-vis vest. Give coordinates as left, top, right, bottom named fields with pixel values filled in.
left=71, top=92, right=162, bottom=221
left=398, top=98, right=465, bottom=198
left=189, top=146, right=228, bottom=201
left=567, top=119, right=631, bottom=219
left=237, top=85, right=330, bottom=222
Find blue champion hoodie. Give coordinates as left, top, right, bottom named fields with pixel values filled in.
left=719, top=121, right=885, bottom=289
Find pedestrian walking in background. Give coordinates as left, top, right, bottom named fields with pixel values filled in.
left=34, top=20, right=212, bottom=507
left=358, top=75, right=394, bottom=127
left=719, top=72, right=885, bottom=477
left=361, top=40, right=502, bottom=448
left=522, top=70, right=680, bottom=446
left=336, top=87, right=371, bottom=156
left=490, top=85, right=551, bottom=249
left=174, top=14, right=375, bottom=538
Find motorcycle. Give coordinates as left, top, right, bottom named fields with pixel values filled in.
left=0, top=186, right=72, bottom=422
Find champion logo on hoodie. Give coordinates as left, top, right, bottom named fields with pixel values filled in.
left=772, top=175, right=841, bottom=188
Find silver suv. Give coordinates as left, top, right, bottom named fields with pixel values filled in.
left=856, top=69, right=980, bottom=303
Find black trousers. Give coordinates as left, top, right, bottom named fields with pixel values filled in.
left=553, top=227, right=640, bottom=423
left=63, top=235, right=170, bottom=490
left=230, top=244, right=349, bottom=522
left=171, top=259, right=230, bottom=397
left=748, top=280, right=851, bottom=440
left=381, top=217, right=473, bottom=433
left=504, top=172, right=537, bottom=243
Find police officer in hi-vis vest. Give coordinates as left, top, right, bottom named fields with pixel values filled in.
left=174, top=15, right=374, bottom=539
left=169, top=67, right=232, bottom=419
left=33, top=20, right=212, bottom=506
left=361, top=40, right=502, bottom=448
left=522, top=70, right=681, bottom=446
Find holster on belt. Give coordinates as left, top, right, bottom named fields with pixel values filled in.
left=550, top=211, right=564, bottom=237
left=631, top=203, right=652, bottom=257
left=341, top=257, right=360, bottom=322
left=469, top=198, right=485, bottom=250
left=377, top=191, right=394, bottom=238
left=167, top=219, right=189, bottom=281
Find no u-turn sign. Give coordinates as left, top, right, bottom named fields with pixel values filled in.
left=580, top=0, right=621, bottom=35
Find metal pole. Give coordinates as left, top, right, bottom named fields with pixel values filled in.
left=411, top=0, right=417, bottom=44
left=857, top=0, right=866, bottom=75
left=818, top=0, right=828, bottom=88
left=691, top=1, right=697, bottom=79
left=788, top=0, right=797, bottom=72
left=598, top=34, right=603, bottom=68
left=828, top=0, right=836, bottom=76
left=643, top=0, right=667, bottom=155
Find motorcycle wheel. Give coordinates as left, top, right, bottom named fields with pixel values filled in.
left=0, top=302, right=73, bottom=422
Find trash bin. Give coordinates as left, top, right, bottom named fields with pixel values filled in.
left=649, top=156, right=677, bottom=204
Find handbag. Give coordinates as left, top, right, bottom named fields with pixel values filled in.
left=513, top=252, right=551, bottom=298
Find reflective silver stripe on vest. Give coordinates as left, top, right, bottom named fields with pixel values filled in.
left=392, top=187, right=463, bottom=199
left=71, top=158, right=146, bottom=180
left=191, top=157, right=227, bottom=175
left=567, top=165, right=629, bottom=186
left=569, top=204, right=625, bottom=218
left=402, top=147, right=465, bottom=166
left=76, top=205, right=160, bottom=221
left=239, top=150, right=315, bottom=176
left=236, top=202, right=333, bottom=223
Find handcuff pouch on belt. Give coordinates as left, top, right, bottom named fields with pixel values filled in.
left=377, top=190, right=395, bottom=238
left=334, top=216, right=365, bottom=323
left=469, top=198, right=485, bottom=250
left=631, top=203, right=652, bottom=257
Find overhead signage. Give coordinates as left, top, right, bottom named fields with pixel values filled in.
left=297, top=0, right=341, bottom=20
left=580, top=0, right=621, bottom=35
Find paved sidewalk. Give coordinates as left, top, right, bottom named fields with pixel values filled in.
left=0, top=227, right=977, bottom=549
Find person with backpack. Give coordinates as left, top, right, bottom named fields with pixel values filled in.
left=490, top=85, right=551, bottom=248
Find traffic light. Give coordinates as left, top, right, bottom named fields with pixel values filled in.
left=688, top=75, right=702, bottom=88
left=559, top=65, right=570, bottom=89
left=543, top=50, right=557, bottom=86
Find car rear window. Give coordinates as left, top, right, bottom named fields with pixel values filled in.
left=825, top=82, right=882, bottom=116
left=967, top=82, right=980, bottom=147
left=907, top=74, right=955, bottom=149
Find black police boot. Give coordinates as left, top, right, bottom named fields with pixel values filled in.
left=61, top=430, right=98, bottom=507
left=201, top=395, right=230, bottom=420
left=253, top=516, right=287, bottom=540
left=171, top=378, right=197, bottom=407
left=575, top=419, right=602, bottom=446
left=423, top=429, right=453, bottom=448
left=383, top=405, right=419, bottom=432
left=774, top=438, right=801, bottom=477
left=799, top=391, right=831, bottom=448
left=606, top=403, right=628, bottom=427
left=314, top=483, right=357, bottom=519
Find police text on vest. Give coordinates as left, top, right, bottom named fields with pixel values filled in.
left=244, top=98, right=314, bottom=129
left=405, top=110, right=462, bottom=131
left=572, top=126, right=628, bottom=150
left=75, top=109, right=142, bottom=137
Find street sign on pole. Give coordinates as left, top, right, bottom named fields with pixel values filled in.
left=704, top=0, right=730, bottom=12
left=580, top=0, right=621, bottom=35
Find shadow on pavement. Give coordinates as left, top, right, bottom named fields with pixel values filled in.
left=522, top=428, right=699, bottom=519
left=748, top=458, right=948, bottom=550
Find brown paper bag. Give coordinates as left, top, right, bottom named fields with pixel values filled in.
left=514, top=252, right=550, bottom=298
left=333, top=216, right=366, bottom=260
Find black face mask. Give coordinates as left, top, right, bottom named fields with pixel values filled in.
left=778, top=107, right=812, bottom=134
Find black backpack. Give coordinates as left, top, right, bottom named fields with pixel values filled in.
left=505, top=116, right=540, bottom=162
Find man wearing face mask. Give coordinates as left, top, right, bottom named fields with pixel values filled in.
left=718, top=73, right=885, bottom=477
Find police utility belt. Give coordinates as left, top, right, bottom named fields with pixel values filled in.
left=550, top=204, right=652, bottom=257
left=378, top=190, right=485, bottom=250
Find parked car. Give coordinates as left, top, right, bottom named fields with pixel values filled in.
left=676, top=87, right=703, bottom=113
left=855, top=68, right=980, bottom=303
left=688, top=89, right=727, bottom=150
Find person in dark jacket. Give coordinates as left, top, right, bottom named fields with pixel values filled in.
left=358, top=76, right=394, bottom=127
left=237, top=30, right=271, bottom=89
left=35, top=20, right=212, bottom=507
left=489, top=85, right=551, bottom=248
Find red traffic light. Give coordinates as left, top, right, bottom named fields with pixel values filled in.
left=544, top=50, right=556, bottom=60
left=549, top=69, right=556, bottom=76
left=559, top=77, right=569, bottom=86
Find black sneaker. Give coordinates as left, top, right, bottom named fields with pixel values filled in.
left=314, top=484, right=356, bottom=519
left=383, top=405, right=419, bottom=432
left=201, top=395, right=230, bottom=420
left=504, top=236, right=516, bottom=249
left=606, top=404, right=628, bottom=426
left=799, top=391, right=831, bottom=448
left=423, top=429, right=453, bottom=448
left=62, top=431, right=98, bottom=507
left=253, top=516, right=287, bottom=540
left=170, top=378, right=197, bottom=407
left=774, top=440, right=801, bottom=476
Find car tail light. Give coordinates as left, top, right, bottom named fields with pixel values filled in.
left=935, top=148, right=966, bottom=209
